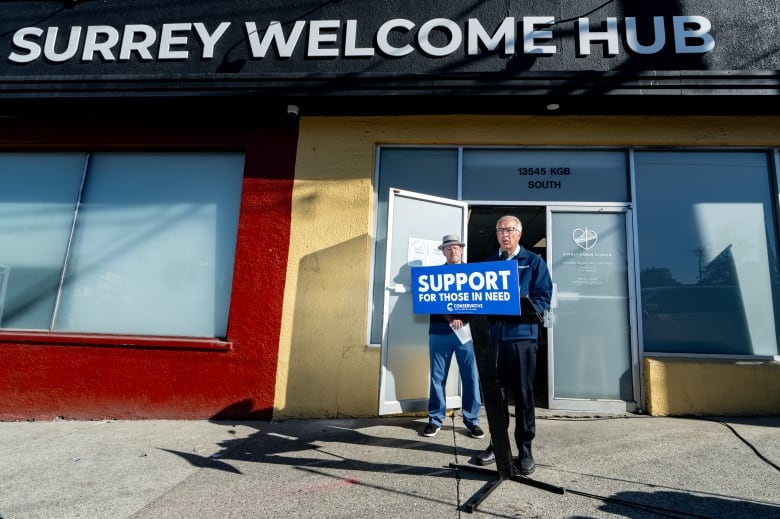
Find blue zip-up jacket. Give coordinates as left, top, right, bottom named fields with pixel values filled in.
left=484, top=246, right=552, bottom=340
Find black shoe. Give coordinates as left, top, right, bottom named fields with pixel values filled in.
left=515, top=452, right=535, bottom=475
left=423, top=423, right=440, bottom=437
left=466, top=424, right=485, bottom=439
left=476, top=446, right=495, bottom=466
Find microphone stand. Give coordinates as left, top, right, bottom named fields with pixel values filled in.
left=448, top=315, right=564, bottom=513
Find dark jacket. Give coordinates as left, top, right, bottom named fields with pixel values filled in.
left=484, top=247, right=552, bottom=340
left=429, top=313, right=470, bottom=335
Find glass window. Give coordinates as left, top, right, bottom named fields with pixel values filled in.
left=463, top=149, right=629, bottom=202
left=635, top=151, right=780, bottom=355
left=369, top=147, right=458, bottom=344
left=0, top=153, right=85, bottom=329
left=0, top=152, right=244, bottom=338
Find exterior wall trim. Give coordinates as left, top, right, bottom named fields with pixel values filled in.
left=644, top=357, right=780, bottom=416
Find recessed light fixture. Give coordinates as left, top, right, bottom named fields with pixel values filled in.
left=546, top=103, right=560, bottom=111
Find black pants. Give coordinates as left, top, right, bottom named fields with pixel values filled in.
left=497, top=338, right=537, bottom=457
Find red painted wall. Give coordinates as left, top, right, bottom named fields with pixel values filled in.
left=0, top=112, right=297, bottom=421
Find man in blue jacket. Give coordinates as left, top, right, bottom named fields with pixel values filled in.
left=476, top=215, right=552, bottom=476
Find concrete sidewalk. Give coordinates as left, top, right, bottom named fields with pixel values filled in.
left=0, top=411, right=778, bottom=518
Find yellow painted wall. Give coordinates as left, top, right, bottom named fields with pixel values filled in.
left=273, top=115, right=780, bottom=419
left=645, top=358, right=780, bottom=416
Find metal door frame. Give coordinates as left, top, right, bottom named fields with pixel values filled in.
left=378, top=188, right=469, bottom=415
left=546, top=204, right=641, bottom=413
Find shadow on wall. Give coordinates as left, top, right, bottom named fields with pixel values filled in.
left=210, top=399, right=272, bottom=421
left=280, top=235, right=378, bottom=418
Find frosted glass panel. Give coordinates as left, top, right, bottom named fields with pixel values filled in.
left=55, top=153, right=244, bottom=337
left=380, top=190, right=467, bottom=414
left=635, top=151, right=779, bottom=355
left=0, top=153, right=85, bottom=329
left=550, top=211, right=632, bottom=400
left=463, top=149, right=628, bottom=202
left=370, top=147, right=459, bottom=344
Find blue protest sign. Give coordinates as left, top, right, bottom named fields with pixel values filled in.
left=411, top=261, right=520, bottom=315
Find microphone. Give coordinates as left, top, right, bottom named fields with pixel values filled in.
left=499, top=251, right=508, bottom=260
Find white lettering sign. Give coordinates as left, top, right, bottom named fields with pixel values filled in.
left=7, top=15, right=715, bottom=65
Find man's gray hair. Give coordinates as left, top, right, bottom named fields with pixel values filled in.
left=496, top=215, right=522, bottom=232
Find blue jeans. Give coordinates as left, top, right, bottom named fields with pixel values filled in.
left=428, top=333, right=482, bottom=427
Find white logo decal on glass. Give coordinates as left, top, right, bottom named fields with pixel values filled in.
left=573, top=227, right=598, bottom=250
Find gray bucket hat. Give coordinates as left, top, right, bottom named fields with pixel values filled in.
left=438, top=234, right=465, bottom=250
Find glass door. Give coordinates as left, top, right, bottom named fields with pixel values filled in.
left=547, top=206, right=639, bottom=412
left=378, top=189, right=468, bottom=415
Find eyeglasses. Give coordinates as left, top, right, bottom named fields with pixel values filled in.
left=496, top=227, right=519, bottom=234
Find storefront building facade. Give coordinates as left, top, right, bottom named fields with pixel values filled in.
left=0, top=1, right=778, bottom=420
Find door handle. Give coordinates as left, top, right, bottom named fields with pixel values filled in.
left=386, top=283, right=408, bottom=293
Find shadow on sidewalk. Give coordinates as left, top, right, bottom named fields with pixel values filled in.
left=160, top=414, right=483, bottom=479
left=156, top=403, right=780, bottom=517
left=600, top=490, right=780, bottom=518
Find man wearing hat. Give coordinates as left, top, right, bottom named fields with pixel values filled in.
left=422, top=234, right=484, bottom=439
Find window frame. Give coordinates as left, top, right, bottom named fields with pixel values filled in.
left=369, top=144, right=780, bottom=360
left=0, top=124, right=250, bottom=351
